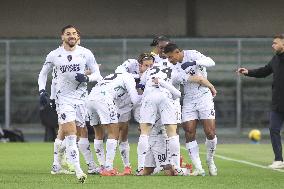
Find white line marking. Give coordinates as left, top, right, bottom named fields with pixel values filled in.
left=181, top=147, right=284, bottom=173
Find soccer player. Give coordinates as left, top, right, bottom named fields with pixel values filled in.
left=48, top=34, right=98, bottom=175
left=164, top=43, right=218, bottom=176
left=114, top=53, right=154, bottom=175
left=139, top=67, right=216, bottom=175
left=87, top=72, right=141, bottom=176
left=150, top=36, right=171, bottom=65
left=38, top=25, right=102, bottom=183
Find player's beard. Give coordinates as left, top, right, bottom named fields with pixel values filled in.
left=65, top=37, right=77, bottom=48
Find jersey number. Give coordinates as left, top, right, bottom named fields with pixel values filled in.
left=149, top=66, right=172, bottom=79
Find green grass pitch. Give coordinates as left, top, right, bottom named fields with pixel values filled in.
left=0, top=143, right=283, bottom=189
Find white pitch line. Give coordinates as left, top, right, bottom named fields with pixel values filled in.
left=181, top=147, right=284, bottom=173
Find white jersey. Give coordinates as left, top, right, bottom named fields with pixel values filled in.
left=38, top=45, right=102, bottom=104
left=176, top=50, right=215, bottom=99
left=89, top=72, right=141, bottom=105
left=140, top=64, right=186, bottom=98
left=115, top=59, right=140, bottom=79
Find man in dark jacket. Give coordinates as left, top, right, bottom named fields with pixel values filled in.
left=237, top=34, right=284, bottom=169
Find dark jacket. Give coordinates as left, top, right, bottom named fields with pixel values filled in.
left=245, top=52, right=284, bottom=112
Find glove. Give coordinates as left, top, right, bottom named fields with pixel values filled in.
left=39, top=89, right=50, bottom=107
left=75, top=73, right=89, bottom=83
left=181, top=61, right=196, bottom=70
left=136, top=83, right=145, bottom=90
left=134, top=78, right=141, bottom=84
left=50, top=99, right=56, bottom=110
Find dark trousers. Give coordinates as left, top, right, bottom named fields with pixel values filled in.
left=269, top=111, right=284, bottom=161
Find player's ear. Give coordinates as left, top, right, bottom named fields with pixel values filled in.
left=61, top=34, right=64, bottom=41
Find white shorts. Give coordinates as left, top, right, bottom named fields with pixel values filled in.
left=144, top=136, right=170, bottom=168
left=87, top=96, right=118, bottom=126
left=133, top=103, right=141, bottom=123
left=57, top=103, right=86, bottom=127
left=140, top=91, right=177, bottom=125
left=182, top=92, right=215, bottom=122
left=116, top=97, right=133, bottom=123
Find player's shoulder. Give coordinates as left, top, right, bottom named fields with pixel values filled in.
left=121, top=72, right=134, bottom=79
left=123, top=59, right=138, bottom=65
left=183, top=49, right=200, bottom=56
left=76, top=45, right=94, bottom=55
left=47, top=46, right=63, bottom=57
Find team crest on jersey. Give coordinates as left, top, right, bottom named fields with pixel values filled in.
left=189, top=68, right=196, bottom=76
left=67, top=55, right=72, bottom=62
left=61, top=113, right=66, bottom=120
left=210, top=109, right=215, bottom=116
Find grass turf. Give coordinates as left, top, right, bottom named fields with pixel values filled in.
left=0, top=143, right=283, bottom=189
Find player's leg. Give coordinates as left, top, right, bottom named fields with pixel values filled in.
left=182, top=98, right=205, bottom=176
left=102, top=123, right=119, bottom=175
left=118, top=121, right=132, bottom=175
left=142, top=145, right=155, bottom=175
left=200, top=96, right=217, bottom=176
left=160, top=97, right=180, bottom=170
left=202, top=119, right=217, bottom=175
left=77, top=126, right=99, bottom=174
left=137, top=123, right=151, bottom=173
left=58, top=103, right=86, bottom=183
left=51, top=125, right=72, bottom=174
left=76, top=104, right=99, bottom=174
left=93, top=125, right=105, bottom=170
left=137, top=96, right=157, bottom=173
left=96, top=99, right=119, bottom=176
left=183, top=120, right=205, bottom=176
left=116, top=101, right=132, bottom=175
left=87, top=100, right=106, bottom=171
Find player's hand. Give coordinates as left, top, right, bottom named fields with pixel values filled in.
left=236, top=68, right=248, bottom=75
left=39, top=89, right=50, bottom=107
left=209, top=86, right=217, bottom=97
left=75, top=73, right=89, bottom=82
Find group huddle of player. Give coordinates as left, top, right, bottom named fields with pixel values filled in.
left=38, top=25, right=218, bottom=183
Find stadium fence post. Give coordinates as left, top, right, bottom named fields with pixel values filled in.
left=236, top=39, right=242, bottom=133
left=5, top=40, right=11, bottom=129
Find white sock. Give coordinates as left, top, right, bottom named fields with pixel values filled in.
left=186, top=140, right=203, bottom=170
left=53, top=139, right=62, bottom=166
left=94, top=139, right=105, bottom=167
left=119, top=140, right=130, bottom=167
left=137, top=135, right=149, bottom=170
left=61, top=139, right=66, bottom=153
left=168, top=135, right=180, bottom=168
left=65, top=135, right=83, bottom=174
left=105, top=139, right=118, bottom=170
left=78, top=138, right=96, bottom=167
left=205, top=136, right=217, bottom=163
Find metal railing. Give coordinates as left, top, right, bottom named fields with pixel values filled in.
left=0, top=38, right=273, bottom=132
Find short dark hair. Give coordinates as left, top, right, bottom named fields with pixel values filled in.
left=150, top=35, right=170, bottom=47
left=274, top=34, right=284, bottom=39
left=137, top=53, right=155, bottom=64
left=61, top=25, right=80, bottom=35
left=163, top=43, right=179, bottom=54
